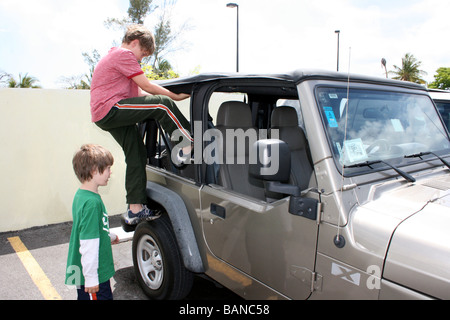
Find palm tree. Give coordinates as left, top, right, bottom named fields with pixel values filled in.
left=8, top=73, right=41, bottom=88
left=390, top=53, right=427, bottom=84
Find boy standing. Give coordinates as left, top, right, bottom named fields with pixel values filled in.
left=66, top=144, right=119, bottom=300
left=90, top=24, right=192, bottom=225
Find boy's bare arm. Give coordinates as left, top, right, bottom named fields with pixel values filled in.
left=132, top=73, right=189, bottom=101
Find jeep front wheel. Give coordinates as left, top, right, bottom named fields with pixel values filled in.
left=132, top=214, right=194, bottom=300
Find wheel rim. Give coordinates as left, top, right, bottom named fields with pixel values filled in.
left=137, top=234, right=164, bottom=290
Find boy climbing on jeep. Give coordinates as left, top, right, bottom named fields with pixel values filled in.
left=90, top=24, right=192, bottom=225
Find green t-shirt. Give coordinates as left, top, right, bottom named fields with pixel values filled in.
left=65, top=189, right=115, bottom=286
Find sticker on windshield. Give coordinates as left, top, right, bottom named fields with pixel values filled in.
left=343, top=138, right=368, bottom=163
left=324, top=107, right=338, bottom=128
left=390, top=119, right=404, bottom=132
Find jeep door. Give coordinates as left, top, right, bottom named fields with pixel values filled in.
left=201, top=188, right=319, bottom=299
left=198, top=87, right=319, bottom=299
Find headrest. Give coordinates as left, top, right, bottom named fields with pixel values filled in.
left=271, top=106, right=298, bottom=127
left=217, top=101, right=252, bottom=127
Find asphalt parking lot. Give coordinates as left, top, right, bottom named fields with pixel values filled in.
left=0, top=215, right=241, bottom=300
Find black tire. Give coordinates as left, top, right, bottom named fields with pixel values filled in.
left=132, top=214, right=194, bottom=300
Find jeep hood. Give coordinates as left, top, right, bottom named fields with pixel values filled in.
left=384, top=193, right=450, bottom=299
left=352, top=175, right=450, bottom=299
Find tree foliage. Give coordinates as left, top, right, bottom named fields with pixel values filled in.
left=62, top=0, right=185, bottom=89
left=428, top=67, right=450, bottom=90
left=142, top=64, right=178, bottom=80
left=60, top=49, right=100, bottom=89
left=104, top=0, right=157, bottom=27
left=390, top=53, right=427, bottom=84
left=0, top=71, right=10, bottom=86
left=7, top=73, right=41, bottom=88
left=105, top=0, right=186, bottom=78
left=81, top=50, right=101, bottom=87
left=128, top=0, right=156, bottom=24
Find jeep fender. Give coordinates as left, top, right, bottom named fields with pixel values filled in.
left=145, top=181, right=205, bottom=273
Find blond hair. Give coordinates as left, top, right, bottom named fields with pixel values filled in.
left=122, top=24, right=155, bottom=55
left=73, top=144, right=114, bottom=183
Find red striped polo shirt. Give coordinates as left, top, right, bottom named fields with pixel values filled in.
left=90, top=47, right=144, bottom=122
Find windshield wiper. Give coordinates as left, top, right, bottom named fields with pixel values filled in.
left=404, top=152, right=450, bottom=170
left=345, top=160, right=416, bottom=183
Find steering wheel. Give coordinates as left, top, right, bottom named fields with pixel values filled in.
left=366, top=139, right=390, bottom=155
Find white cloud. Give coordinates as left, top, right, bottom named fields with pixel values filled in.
left=1, top=0, right=449, bottom=87
left=170, top=0, right=450, bottom=82
left=0, top=0, right=125, bottom=87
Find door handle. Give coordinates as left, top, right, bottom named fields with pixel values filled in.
left=210, top=203, right=226, bottom=219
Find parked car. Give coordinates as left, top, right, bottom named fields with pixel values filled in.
left=429, top=88, right=450, bottom=132
left=125, top=69, right=450, bottom=299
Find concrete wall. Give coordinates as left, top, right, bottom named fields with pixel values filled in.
left=0, top=89, right=128, bottom=232
left=0, top=89, right=236, bottom=232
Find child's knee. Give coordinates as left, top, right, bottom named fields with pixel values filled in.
left=158, top=95, right=176, bottom=108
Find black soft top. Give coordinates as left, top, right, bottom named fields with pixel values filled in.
left=158, top=69, right=427, bottom=93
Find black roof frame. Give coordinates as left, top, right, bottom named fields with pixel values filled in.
left=158, top=69, right=427, bottom=94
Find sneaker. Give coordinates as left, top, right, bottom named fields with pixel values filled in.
left=124, top=205, right=161, bottom=225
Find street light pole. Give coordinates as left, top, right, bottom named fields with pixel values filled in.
left=381, top=58, right=388, bottom=78
left=227, top=3, right=239, bottom=72
left=335, top=30, right=340, bottom=72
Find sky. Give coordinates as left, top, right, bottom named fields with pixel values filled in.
left=0, top=0, right=449, bottom=88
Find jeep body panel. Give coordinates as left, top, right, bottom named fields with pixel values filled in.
left=145, top=172, right=205, bottom=273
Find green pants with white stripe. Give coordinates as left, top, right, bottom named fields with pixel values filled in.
left=95, top=95, right=192, bottom=205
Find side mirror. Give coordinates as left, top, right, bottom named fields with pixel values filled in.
left=249, top=139, right=301, bottom=197
left=249, top=139, right=318, bottom=221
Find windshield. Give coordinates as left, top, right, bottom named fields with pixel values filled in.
left=435, top=100, right=450, bottom=131
left=316, top=87, right=450, bottom=173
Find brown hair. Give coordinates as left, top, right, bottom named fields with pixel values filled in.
left=122, top=24, right=155, bottom=56
left=72, top=144, right=114, bottom=183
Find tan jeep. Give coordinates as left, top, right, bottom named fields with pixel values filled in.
left=125, top=70, right=450, bottom=300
